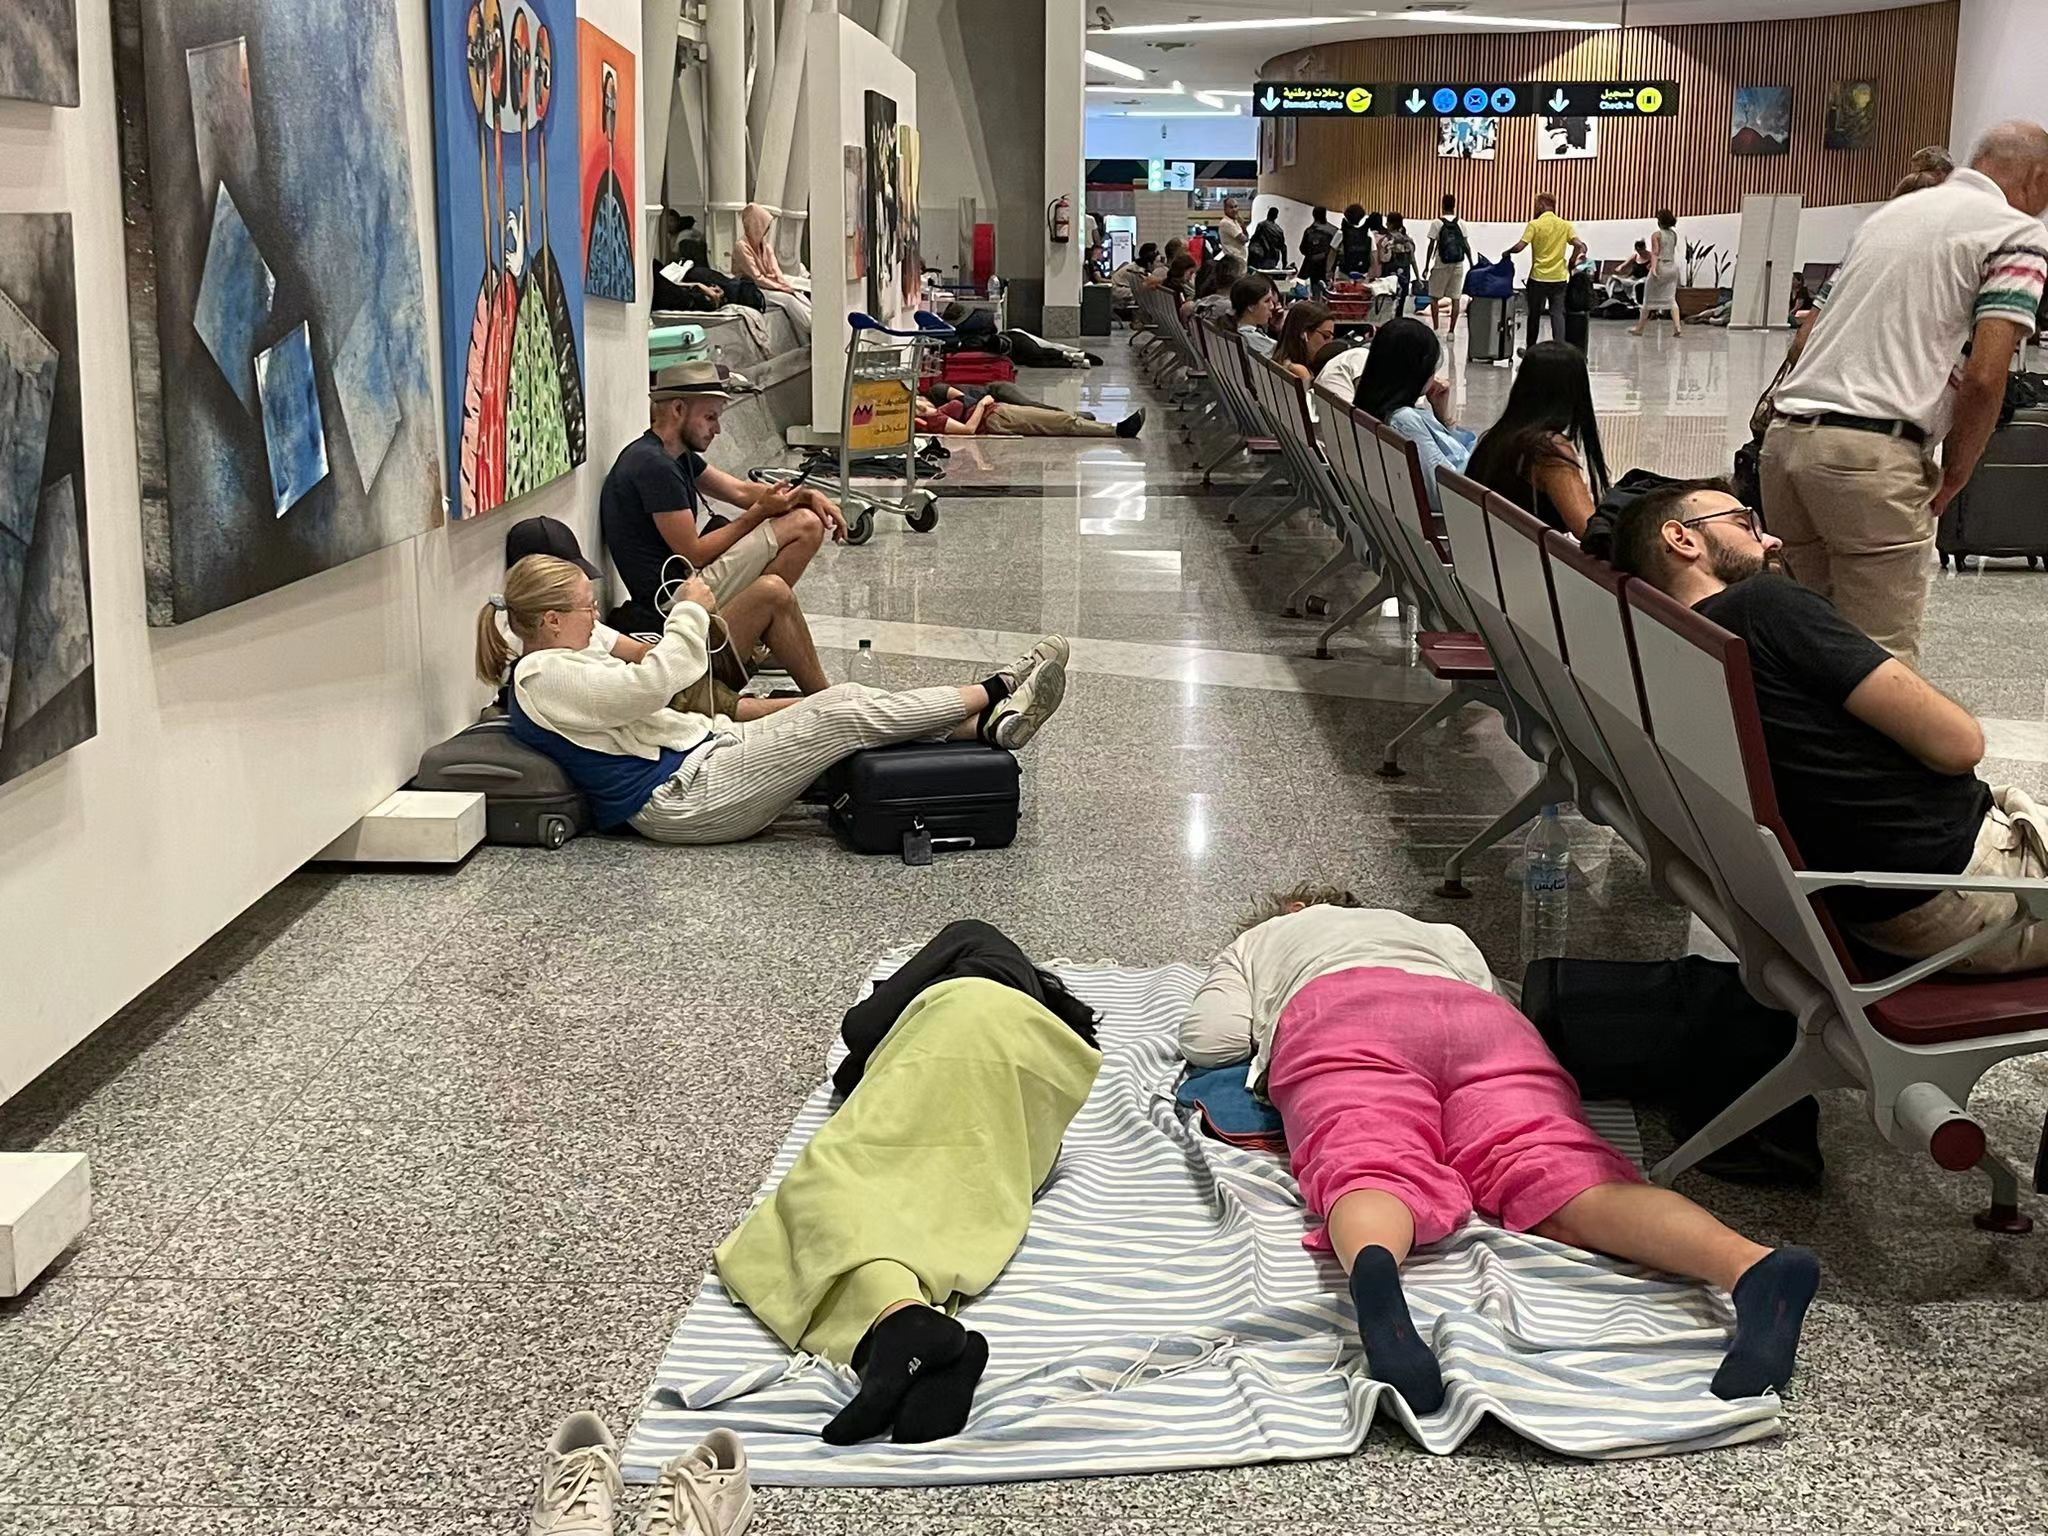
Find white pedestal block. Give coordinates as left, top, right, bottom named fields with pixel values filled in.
left=315, top=790, right=486, bottom=864
left=0, top=1152, right=91, bottom=1297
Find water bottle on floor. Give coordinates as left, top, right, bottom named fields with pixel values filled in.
left=848, top=638, right=879, bottom=687
left=1520, top=804, right=1572, bottom=965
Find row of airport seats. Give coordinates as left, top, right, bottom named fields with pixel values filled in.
left=1181, top=310, right=2048, bottom=1230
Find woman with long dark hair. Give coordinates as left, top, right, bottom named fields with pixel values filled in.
left=1465, top=340, right=1611, bottom=537
left=1351, top=317, right=1473, bottom=512
left=1275, top=300, right=1337, bottom=380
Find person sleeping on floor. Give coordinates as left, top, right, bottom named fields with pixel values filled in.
left=1180, top=885, right=1819, bottom=1416
left=713, top=920, right=1103, bottom=1444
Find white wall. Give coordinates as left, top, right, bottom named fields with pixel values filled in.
left=0, top=0, right=651, bottom=1103
left=1950, top=0, right=2047, bottom=162
left=1042, top=0, right=1085, bottom=328
left=804, top=11, right=916, bottom=431
left=1086, top=113, right=1257, bottom=163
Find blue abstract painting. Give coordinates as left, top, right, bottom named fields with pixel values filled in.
left=428, top=0, right=588, bottom=519
left=113, top=0, right=442, bottom=625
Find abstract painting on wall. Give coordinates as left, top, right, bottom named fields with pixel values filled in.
left=0, top=213, right=92, bottom=785
left=843, top=145, right=867, bottom=280
left=112, top=0, right=442, bottom=626
left=1280, top=117, right=1297, bottom=169
left=1438, top=116, right=1495, bottom=160
left=430, top=0, right=587, bottom=520
left=863, top=91, right=901, bottom=323
left=1537, top=115, right=1597, bottom=161
left=1731, top=87, right=1791, bottom=156
left=578, top=19, right=635, bottom=303
left=896, top=123, right=922, bottom=314
left=1825, top=79, right=1875, bottom=150
left=0, top=1, right=78, bottom=106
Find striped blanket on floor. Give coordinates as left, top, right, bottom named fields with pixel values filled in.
left=624, top=960, right=1783, bottom=1486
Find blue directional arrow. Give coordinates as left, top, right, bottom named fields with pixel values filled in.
left=1492, top=86, right=1518, bottom=114
left=1463, top=87, right=1488, bottom=114
left=1261, top=88, right=1280, bottom=112
left=1405, top=89, right=1426, bottom=114
left=1432, top=87, right=1457, bottom=114
left=1548, top=87, right=1571, bottom=113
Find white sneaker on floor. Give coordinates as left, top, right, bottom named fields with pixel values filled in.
left=993, top=633, right=1070, bottom=694
left=528, top=1412, right=623, bottom=1535
left=638, top=1428, right=755, bottom=1536
left=989, top=655, right=1068, bottom=751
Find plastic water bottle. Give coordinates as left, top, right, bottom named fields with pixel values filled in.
left=848, top=638, right=879, bottom=687
left=1520, top=804, right=1572, bottom=964
left=986, top=275, right=1000, bottom=301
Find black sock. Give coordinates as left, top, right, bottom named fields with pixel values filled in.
left=978, top=673, right=1013, bottom=707
left=822, top=1308, right=968, bottom=1445
left=1349, top=1245, right=1445, bottom=1416
left=1711, top=1246, right=1820, bottom=1400
left=892, top=1329, right=989, bottom=1443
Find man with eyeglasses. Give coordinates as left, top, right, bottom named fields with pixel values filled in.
left=1611, top=479, right=2048, bottom=974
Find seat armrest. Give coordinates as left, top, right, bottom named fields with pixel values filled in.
left=1794, top=870, right=2048, bottom=921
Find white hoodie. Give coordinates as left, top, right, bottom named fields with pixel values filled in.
left=511, top=598, right=725, bottom=761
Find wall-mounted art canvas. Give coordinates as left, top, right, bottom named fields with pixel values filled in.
left=896, top=122, right=922, bottom=313
left=1731, top=86, right=1791, bottom=156
left=112, top=0, right=442, bottom=626
left=0, top=213, right=92, bottom=785
left=863, top=90, right=901, bottom=322
left=1280, top=117, right=1297, bottom=169
left=843, top=145, right=866, bottom=279
left=578, top=20, right=635, bottom=303
left=0, top=1, right=78, bottom=107
left=430, top=0, right=587, bottom=520
left=1438, top=116, right=1496, bottom=160
left=1258, top=117, right=1276, bottom=177
left=1537, top=115, right=1597, bottom=161
left=1825, top=79, right=1875, bottom=151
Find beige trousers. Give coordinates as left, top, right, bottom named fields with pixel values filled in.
left=1758, top=419, right=1940, bottom=670
left=985, top=403, right=1116, bottom=438
left=1851, top=786, right=2048, bottom=975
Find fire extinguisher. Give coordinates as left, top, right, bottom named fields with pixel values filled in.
left=1047, top=195, right=1072, bottom=245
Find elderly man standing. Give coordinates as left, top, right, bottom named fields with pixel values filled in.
left=1761, top=121, right=2048, bottom=670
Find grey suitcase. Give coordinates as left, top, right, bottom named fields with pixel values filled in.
left=413, top=717, right=592, bottom=849
left=1938, top=406, right=2048, bottom=569
left=1466, top=296, right=1514, bottom=363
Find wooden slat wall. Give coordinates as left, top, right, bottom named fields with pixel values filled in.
left=1259, top=1, right=1957, bottom=222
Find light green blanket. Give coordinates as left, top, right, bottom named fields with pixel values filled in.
left=715, top=976, right=1103, bottom=1363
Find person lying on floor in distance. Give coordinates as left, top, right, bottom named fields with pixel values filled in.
left=477, top=555, right=1071, bottom=845
left=1180, top=885, right=1819, bottom=1416
left=914, top=393, right=1145, bottom=440
left=716, top=920, right=1104, bottom=1444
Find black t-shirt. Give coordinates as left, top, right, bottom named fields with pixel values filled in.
left=1693, top=573, right=1990, bottom=921
left=599, top=431, right=708, bottom=610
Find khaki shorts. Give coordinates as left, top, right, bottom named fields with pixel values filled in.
left=699, top=519, right=779, bottom=604
left=1427, top=263, right=1466, bottom=300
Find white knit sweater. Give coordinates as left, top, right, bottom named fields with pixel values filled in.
left=511, top=600, right=722, bottom=761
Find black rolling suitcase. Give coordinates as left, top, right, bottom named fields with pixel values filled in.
left=413, top=718, right=592, bottom=849
left=1937, top=402, right=2048, bottom=569
left=826, top=741, right=1020, bottom=864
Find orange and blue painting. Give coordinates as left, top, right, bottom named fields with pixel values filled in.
left=578, top=20, right=636, bottom=304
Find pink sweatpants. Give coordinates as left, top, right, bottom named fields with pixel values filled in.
left=1265, top=967, right=1642, bottom=1250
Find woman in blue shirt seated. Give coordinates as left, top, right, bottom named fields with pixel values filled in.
left=475, top=556, right=1071, bottom=844
left=1351, top=318, right=1473, bottom=512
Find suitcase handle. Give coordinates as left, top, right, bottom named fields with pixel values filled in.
left=436, top=763, right=527, bottom=783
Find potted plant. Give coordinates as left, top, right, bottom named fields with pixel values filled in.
left=1677, top=240, right=1727, bottom=319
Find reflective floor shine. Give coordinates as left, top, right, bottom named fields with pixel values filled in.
left=3, top=322, right=2046, bottom=1533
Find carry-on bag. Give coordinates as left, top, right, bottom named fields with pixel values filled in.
left=826, top=740, right=1020, bottom=864
left=413, top=717, right=592, bottom=849
left=1937, top=398, right=2048, bottom=568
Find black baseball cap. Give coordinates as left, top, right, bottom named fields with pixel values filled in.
left=505, top=515, right=599, bottom=579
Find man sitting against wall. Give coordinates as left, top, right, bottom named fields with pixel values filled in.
left=1610, top=479, right=2048, bottom=974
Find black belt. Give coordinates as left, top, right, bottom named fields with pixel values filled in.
left=1777, top=411, right=1928, bottom=446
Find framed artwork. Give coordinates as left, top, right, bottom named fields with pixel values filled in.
left=0, top=1, right=78, bottom=107
left=843, top=146, right=866, bottom=278
left=1731, top=86, right=1791, bottom=156
left=1258, top=117, right=1276, bottom=176
left=578, top=20, right=636, bottom=302
left=0, top=212, right=93, bottom=785
left=1438, top=116, right=1496, bottom=160
left=429, top=0, right=587, bottom=521
left=863, top=91, right=900, bottom=322
left=111, top=0, right=442, bottom=625
left=897, top=122, right=922, bottom=313
left=1825, top=79, right=1875, bottom=150
left=1537, top=115, right=1597, bottom=161
left=1280, top=117, right=1297, bottom=168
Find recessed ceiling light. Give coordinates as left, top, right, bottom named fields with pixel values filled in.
left=1191, top=90, right=1228, bottom=109
left=1120, top=106, right=1245, bottom=118
left=1091, top=17, right=1363, bottom=34
left=1083, top=49, right=1148, bottom=80
left=1389, top=9, right=1616, bottom=27
left=1086, top=83, right=1185, bottom=93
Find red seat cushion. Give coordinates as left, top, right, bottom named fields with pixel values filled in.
left=1865, top=973, right=2048, bottom=1045
left=1246, top=438, right=1280, bottom=453
left=1417, top=631, right=1494, bottom=683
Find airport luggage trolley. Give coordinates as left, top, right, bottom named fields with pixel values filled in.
left=753, top=310, right=951, bottom=546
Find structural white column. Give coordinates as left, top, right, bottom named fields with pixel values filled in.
left=753, top=0, right=817, bottom=211
left=745, top=0, right=778, bottom=185
left=1041, top=0, right=1087, bottom=337
left=707, top=0, right=750, bottom=264
left=877, top=0, right=908, bottom=54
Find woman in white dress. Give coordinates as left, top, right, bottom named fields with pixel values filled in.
left=1631, top=208, right=1684, bottom=338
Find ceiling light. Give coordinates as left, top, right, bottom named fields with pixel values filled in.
left=1084, top=49, right=1148, bottom=79
left=1091, top=17, right=1365, bottom=35
left=1206, top=90, right=1255, bottom=98
left=1386, top=9, right=1617, bottom=28
left=1086, top=84, right=1184, bottom=93
left=1121, top=106, right=1245, bottom=118
left=1191, top=90, right=1227, bottom=109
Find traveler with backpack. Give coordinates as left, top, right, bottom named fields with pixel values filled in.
left=1425, top=193, right=1472, bottom=335
left=1383, top=212, right=1418, bottom=313
left=1339, top=205, right=1380, bottom=279
left=1248, top=207, right=1288, bottom=270
left=1298, top=207, right=1338, bottom=295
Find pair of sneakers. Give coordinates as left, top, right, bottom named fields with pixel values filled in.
left=528, top=1413, right=752, bottom=1536
left=986, top=634, right=1071, bottom=752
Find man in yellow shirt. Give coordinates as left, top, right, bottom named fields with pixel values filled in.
left=1503, top=193, right=1589, bottom=353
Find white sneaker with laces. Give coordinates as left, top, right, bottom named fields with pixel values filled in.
left=528, top=1412, right=622, bottom=1536
left=638, top=1428, right=755, bottom=1536
left=989, top=655, right=1068, bottom=751
left=993, top=634, right=1070, bottom=695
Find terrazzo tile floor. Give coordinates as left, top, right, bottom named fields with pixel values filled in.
left=5, top=322, right=2048, bottom=1532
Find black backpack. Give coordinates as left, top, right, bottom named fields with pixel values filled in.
left=1249, top=222, right=1286, bottom=268
left=1435, top=216, right=1469, bottom=265
left=1386, top=228, right=1416, bottom=267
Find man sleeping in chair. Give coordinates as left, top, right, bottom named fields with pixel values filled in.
left=1180, top=885, right=1819, bottom=1415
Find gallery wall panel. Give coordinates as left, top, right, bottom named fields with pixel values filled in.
left=1258, top=1, right=1958, bottom=223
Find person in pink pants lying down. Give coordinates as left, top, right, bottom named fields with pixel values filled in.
left=1180, top=886, right=1819, bottom=1416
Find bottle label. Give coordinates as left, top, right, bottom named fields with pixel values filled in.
left=1527, top=863, right=1569, bottom=895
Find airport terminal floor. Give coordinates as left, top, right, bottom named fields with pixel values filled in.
left=3, top=323, right=2047, bottom=1531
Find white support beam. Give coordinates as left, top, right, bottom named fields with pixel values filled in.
left=745, top=0, right=778, bottom=186
left=754, top=0, right=824, bottom=211
left=707, top=0, right=750, bottom=263
left=878, top=0, right=907, bottom=54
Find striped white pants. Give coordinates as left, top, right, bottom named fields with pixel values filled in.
left=629, top=682, right=969, bottom=844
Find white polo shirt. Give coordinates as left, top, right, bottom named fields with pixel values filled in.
left=1775, top=168, right=2047, bottom=438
